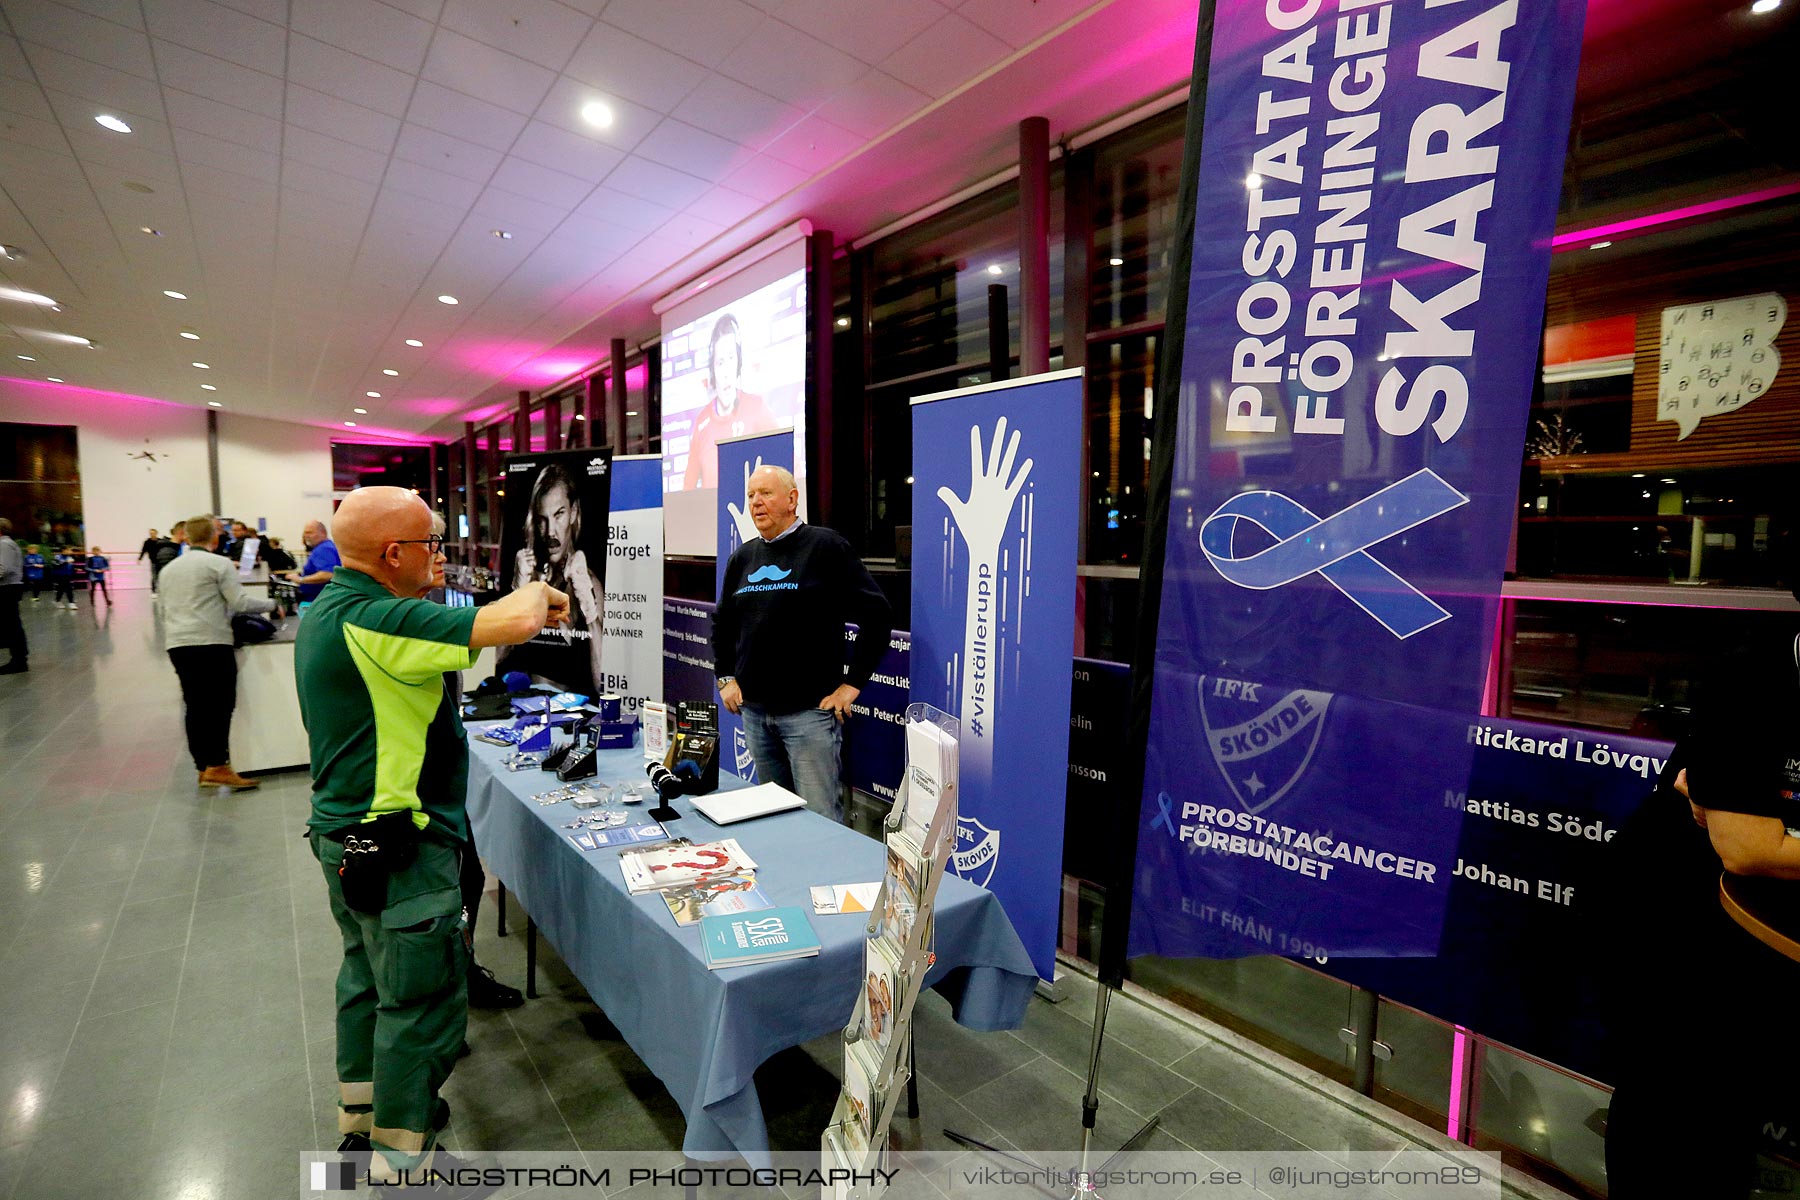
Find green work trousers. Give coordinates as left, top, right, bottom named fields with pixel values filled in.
left=313, top=832, right=468, bottom=1173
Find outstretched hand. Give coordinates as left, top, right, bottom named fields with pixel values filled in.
left=937, top=417, right=1033, bottom=559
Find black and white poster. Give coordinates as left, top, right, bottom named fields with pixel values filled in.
left=497, top=447, right=613, bottom=699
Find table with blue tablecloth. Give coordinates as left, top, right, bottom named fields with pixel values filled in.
left=464, top=735, right=1037, bottom=1162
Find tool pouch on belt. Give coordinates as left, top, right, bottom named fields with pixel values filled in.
left=337, top=811, right=423, bottom=914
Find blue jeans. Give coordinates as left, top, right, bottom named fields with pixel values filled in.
left=740, top=703, right=843, bottom=822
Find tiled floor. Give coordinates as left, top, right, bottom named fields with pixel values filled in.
left=0, top=589, right=1543, bottom=1199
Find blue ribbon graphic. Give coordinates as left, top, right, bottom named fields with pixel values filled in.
left=1200, top=469, right=1468, bottom=639
left=1152, top=792, right=1177, bottom=837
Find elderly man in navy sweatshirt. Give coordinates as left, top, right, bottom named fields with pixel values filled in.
left=712, top=465, right=891, bottom=821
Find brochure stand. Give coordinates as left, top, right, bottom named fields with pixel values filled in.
left=820, top=703, right=959, bottom=1200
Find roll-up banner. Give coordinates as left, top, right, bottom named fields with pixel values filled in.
left=714, top=429, right=798, bottom=782
left=600, top=454, right=663, bottom=719
left=911, top=370, right=1082, bottom=980
left=1129, top=0, right=1585, bottom=960
left=496, top=447, right=613, bottom=700
left=663, top=598, right=717, bottom=706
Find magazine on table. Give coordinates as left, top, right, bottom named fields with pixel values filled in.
left=619, top=837, right=759, bottom=894
left=661, top=873, right=772, bottom=926
left=809, top=882, right=880, bottom=916
left=698, top=906, right=820, bottom=969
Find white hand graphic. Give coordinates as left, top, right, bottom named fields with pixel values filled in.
left=938, top=418, right=1033, bottom=782
left=724, top=455, right=764, bottom=547
left=937, top=418, right=1033, bottom=566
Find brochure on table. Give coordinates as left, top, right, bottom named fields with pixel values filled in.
left=820, top=704, right=958, bottom=1196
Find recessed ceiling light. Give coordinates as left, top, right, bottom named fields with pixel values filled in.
left=404, top=338, right=423, bottom=347
left=491, top=229, right=512, bottom=239
left=1660, top=477, right=1678, bottom=484
left=95, top=114, right=132, bottom=134
left=382, top=368, right=398, bottom=376
left=207, top=401, right=222, bottom=407
left=121, top=181, right=153, bottom=194
left=835, top=317, right=850, bottom=328
left=344, top=421, right=357, bottom=427
left=46, top=377, right=63, bottom=383
left=1752, top=0, right=1781, bottom=13
left=0, top=286, right=57, bottom=305
left=436, top=294, right=458, bottom=305
left=353, top=407, right=368, bottom=415
left=365, top=391, right=380, bottom=398
left=1631, top=473, right=1646, bottom=478
left=139, top=226, right=161, bottom=236
left=580, top=100, right=614, bottom=129
left=179, top=330, right=200, bottom=340
left=1588, top=241, right=1612, bottom=250
left=573, top=413, right=585, bottom=420
left=986, top=264, right=1002, bottom=276
left=200, top=383, right=217, bottom=391
left=163, top=289, right=187, bottom=299
left=17, top=355, right=36, bottom=361
left=1109, top=257, right=1124, bottom=267
left=625, top=410, right=638, bottom=417
left=192, top=361, right=210, bottom=369
left=0, top=244, right=22, bottom=260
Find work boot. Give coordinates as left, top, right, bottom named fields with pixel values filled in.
left=200, top=764, right=260, bottom=789
left=466, top=963, right=523, bottom=1009
left=0, top=659, right=25, bottom=674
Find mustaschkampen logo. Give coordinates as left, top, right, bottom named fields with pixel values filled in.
left=746, top=564, right=792, bottom=583
left=1198, top=676, right=1332, bottom=816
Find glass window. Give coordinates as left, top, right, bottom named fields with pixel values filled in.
left=1084, top=334, right=1156, bottom=565
left=1088, top=106, right=1184, bottom=335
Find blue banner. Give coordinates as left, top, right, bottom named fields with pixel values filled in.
left=715, top=430, right=797, bottom=782
left=1132, top=1, right=1585, bottom=958
left=662, top=598, right=717, bottom=708
left=843, top=627, right=911, bottom=803
left=600, top=455, right=664, bottom=719
left=912, top=370, right=1082, bottom=980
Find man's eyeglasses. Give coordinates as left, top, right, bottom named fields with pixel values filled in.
left=392, top=536, right=446, bottom=552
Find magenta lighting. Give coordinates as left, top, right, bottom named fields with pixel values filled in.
left=1551, top=181, right=1800, bottom=251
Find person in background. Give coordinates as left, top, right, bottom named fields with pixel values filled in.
left=418, top=512, right=524, bottom=1013
left=23, top=544, right=44, bottom=601
left=0, top=519, right=26, bottom=674
left=138, top=529, right=160, bottom=562
left=159, top=514, right=281, bottom=789
left=282, top=519, right=341, bottom=603
left=296, top=486, right=566, bottom=1180
left=263, top=537, right=297, bottom=574
left=215, top=517, right=236, bottom=562
left=86, top=546, right=112, bottom=607
left=150, top=523, right=186, bottom=592
left=230, top=521, right=262, bottom=566
left=681, top=312, right=776, bottom=491
left=49, top=548, right=76, bottom=609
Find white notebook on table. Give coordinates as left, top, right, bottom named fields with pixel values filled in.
left=692, top=781, right=808, bottom=824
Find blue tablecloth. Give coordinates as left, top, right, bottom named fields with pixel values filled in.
left=464, top=736, right=1037, bottom=1162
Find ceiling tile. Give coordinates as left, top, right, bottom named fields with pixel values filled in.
left=211, top=0, right=288, bottom=24
left=0, top=77, right=59, bottom=126
left=488, top=154, right=593, bottom=208
left=718, top=20, right=862, bottom=106
left=563, top=22, right=708, bottom=114
left=53, top=0, right=145, bottom=30
left=772, top=0, right=947, bottom=64
left=682, top=186, right=762, bottom=228
left=182, top=161, right=278, bottom=206
left=162, top=87, right=281, bottom=150
left=381, top=154, right=486, bottom=209
left=632, top=117, right=753, bottom=180
left=286, top=35, right=415, bottom=118
left=553, top=214, right=640, bottom=255
left=393, top=122, right=504, bottom=184
left=574, top=186, right=673, bottom=233
left=280, top=163, right=377, bottom=213
left=142, top=0, right=285, bottom=75
left=421, top=29, right=556, bottom=117
left=6, top=1, right=157, bottom=79
left=0, top=109, right=76, bottom=157
left=881, top=13, right=1010, bottom=97
left=531, top=76, right=658, bottom=153
left=471, top=184, right=569, bottom=234
left=407, top=81, right=530, bottom=153
left=283, top=125, right=389, bottom=185
left=438, top=0, right=594, bottom=70
left=172, top=125, right=280, bottom=183
left=759, top=113, right=861, bottom=172
left=810, top=68, right=930, bottom=138
left=21, top=43, right=163, bottom=115
left=290, top=0, right=434, bottom=75
left=597, top=0, right=766, bottom=68
left=284, top=84, right=401, bottom=154
left=652, top=211, right=727, bottom=252
left=602, top=154, right=710, bottom=209
left=957, top=0, right=1101, bottom=50
left=720, top=152, right=809, bottom=202
left=369, top=184, right=466, bottom=237
left=149, top=40, right=283, bottom=118
left=379, top=0, right=447, bottom=20
left=669, top=75, right=803, bottom=148
left=508, top=119, right=625, bottom=184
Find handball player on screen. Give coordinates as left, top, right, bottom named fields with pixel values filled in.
left=682, top=312, right=775, bottom=489
left=502, top=463, right=604, bottom=697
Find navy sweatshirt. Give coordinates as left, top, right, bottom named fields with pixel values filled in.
left=712, top=523, right=892, bottom=715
